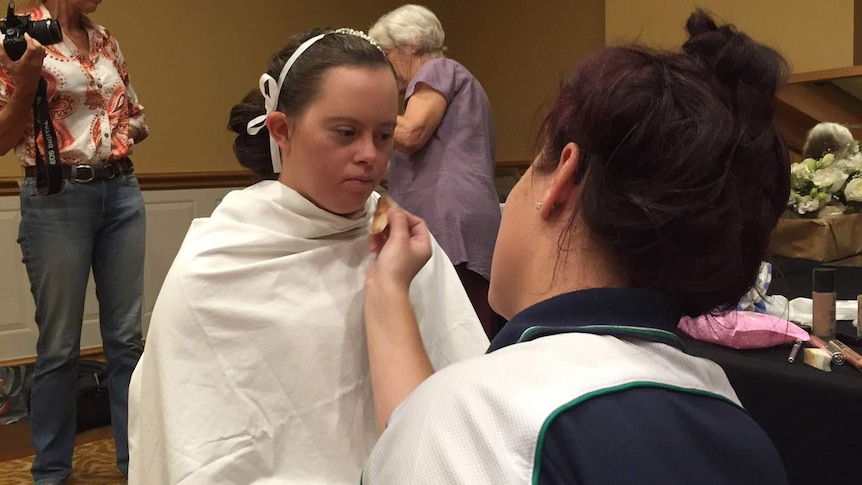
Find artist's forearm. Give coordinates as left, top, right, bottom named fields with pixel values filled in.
left=365, top=281, right=433, bottom=433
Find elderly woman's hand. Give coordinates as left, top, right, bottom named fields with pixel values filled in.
left=0, top=34, right=47, bottom=96
left=366, top=208, right=431, bottom=291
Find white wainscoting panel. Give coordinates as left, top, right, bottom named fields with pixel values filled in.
left=0, top=186, right=238, bottom=361
left=0, top=198, right=33, bottom=361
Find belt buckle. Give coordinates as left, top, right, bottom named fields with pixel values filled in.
left=72, top=165, right=95, bottom=183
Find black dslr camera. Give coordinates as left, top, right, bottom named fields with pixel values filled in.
left=1, top=1, right=62, bottom=61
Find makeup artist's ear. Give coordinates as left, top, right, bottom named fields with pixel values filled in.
left=539, top=142, right=581, bottom=219
left=265, top=112, right=292, bottom=152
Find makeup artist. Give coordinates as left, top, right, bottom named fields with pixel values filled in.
left=361, top=9, right=790, bottom=483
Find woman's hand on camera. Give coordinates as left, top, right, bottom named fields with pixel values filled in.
left=366, top=208, right=431, bottom=291
left=0, top=34, right=47, bottom=96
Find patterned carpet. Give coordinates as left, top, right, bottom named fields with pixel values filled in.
left=0, top=438, right=124, bottom=485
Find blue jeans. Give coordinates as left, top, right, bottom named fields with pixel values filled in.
left=18, top=173, right=145, bottom=483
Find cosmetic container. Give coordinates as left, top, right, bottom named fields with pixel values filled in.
left=812, top=268, right=836, bottom=340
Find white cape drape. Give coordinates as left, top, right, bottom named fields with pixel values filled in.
left=128, top=181, right=489, bottom=484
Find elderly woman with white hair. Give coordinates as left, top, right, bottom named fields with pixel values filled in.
left=370, top=4, right=503, bottom=338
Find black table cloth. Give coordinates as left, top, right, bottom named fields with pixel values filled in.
left=683, top=332, right=861, bottom=485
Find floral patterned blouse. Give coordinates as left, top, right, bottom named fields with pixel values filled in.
left=0, top=5, right=148, bottom=166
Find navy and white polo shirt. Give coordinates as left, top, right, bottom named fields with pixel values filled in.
left=363, top=288, right=787, bottom=484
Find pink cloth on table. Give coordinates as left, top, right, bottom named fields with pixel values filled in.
left=678, top=311, right=810, bottom=350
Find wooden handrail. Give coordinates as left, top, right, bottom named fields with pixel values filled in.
left=788, top=65, right=862, bottom=84
left=775, top=65, right=862, bottom=161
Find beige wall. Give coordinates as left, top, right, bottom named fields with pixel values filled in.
left=17, top=1, right=851, bottom=174
left=856, top=0, right=862, bottom=65
left=606, top=0, right=854, bottom=75
left=444, top=0, right=605, bottom=162
left=1, top=0, right=604, bottom=177
left=0, top=0, right=413, bottom=177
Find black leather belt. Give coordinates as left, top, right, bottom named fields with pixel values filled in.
left=24, top=157, right=134, bottom=183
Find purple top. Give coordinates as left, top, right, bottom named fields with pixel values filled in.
left=389, top=58, right=500, bottom=279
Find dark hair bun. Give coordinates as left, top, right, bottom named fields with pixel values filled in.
left=683, top=9, right=788, bottom=109
left=683, top=9, right=792, bottom=290
left=536, top=9, right=791, bottom=316
left=228, top=89, right=277, bottom=179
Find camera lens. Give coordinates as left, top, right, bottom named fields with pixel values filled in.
left=30, top=18, right=62, bottom=46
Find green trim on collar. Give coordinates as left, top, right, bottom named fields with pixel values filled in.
left=531, top=381, right=746, bottom=484
left=518, top=324, right=683, bottom=347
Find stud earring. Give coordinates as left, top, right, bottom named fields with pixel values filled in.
left=535, top=201, right=543, bottom=211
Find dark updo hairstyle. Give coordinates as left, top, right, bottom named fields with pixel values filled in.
left=228, top=29, right=393, bottom=179
left=536, top=9, right=791, bottom=316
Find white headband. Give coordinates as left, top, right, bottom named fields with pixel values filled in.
left=245, top=29, right=383, bottom=174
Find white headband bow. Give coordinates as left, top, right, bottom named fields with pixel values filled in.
left=245, top=29, right=382, bottom=174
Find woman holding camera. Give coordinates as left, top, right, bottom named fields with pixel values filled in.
left=0, top=1, right=148, bottom=484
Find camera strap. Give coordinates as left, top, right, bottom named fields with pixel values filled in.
left=31, top=77, right=62, bottom=195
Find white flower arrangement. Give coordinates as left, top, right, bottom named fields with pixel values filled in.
left=788, top=150, right=862, bottom=217
left=787, top=122, right=862, bottom=217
